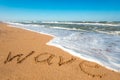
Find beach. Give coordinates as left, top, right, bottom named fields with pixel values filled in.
left=0, top=22, right=120, bottom=80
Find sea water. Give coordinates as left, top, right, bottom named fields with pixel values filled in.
left=7, top=21, right=120, bottom=72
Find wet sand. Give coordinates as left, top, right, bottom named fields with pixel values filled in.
left=0, top=22, right=120, bottom=80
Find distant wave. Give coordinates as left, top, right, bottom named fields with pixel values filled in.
left=41, top=21, right=120, bottom=26
left=18, top=21, right=120, bottom=36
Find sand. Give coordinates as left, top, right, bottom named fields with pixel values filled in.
left=0, top=22, right=120, bottom=80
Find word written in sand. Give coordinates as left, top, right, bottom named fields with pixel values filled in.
left=4, top=51, right=105, bottom=78
left=4, top=51, right=76, bottom=66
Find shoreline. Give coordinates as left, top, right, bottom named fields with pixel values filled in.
left=0, top=22, right=120, bottom=80
left=7, top=22, right=120, bottom=73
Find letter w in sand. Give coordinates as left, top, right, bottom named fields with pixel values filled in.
left=4, top=51, right=35, bottom=64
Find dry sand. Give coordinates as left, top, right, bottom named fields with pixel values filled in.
left=0, top=22, right=120, bottom=80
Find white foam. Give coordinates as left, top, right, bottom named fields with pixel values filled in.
left=47, top=41, right=120, bottom=72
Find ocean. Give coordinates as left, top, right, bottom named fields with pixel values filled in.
left=7, top=21, right=120, bottom=72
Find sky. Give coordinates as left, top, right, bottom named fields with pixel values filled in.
left=0, top=0, right=120, bottom=21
